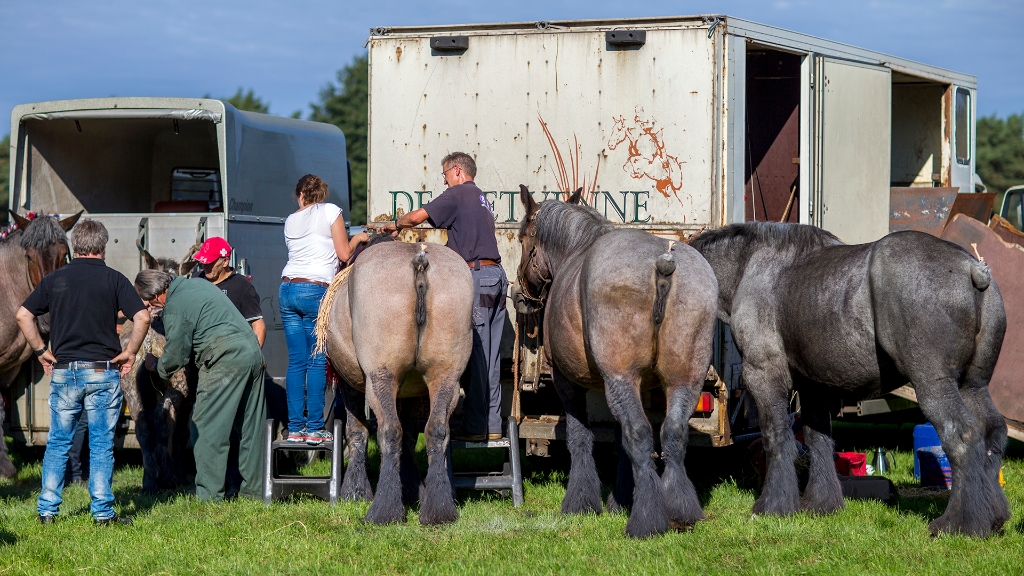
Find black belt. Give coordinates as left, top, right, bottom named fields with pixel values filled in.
left=53, top=361, right=114, bottom=371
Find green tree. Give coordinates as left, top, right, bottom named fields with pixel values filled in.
left=309, top=53, right=368, bottom=225
left=209, top=88, right=270, bottom=113
left=0, top=134, right=9, bottom=223
left=977, top=113, right=1024, bottom=196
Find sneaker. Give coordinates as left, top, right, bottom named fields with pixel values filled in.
left=94, top=513, right=133, bottom=526
left=38, top=514, right=57, bottom=525
left=287, top=430, right=307, bottom=443
left=305, top=430, right=333, bottom=446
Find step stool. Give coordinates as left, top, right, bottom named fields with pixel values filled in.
left=262, top=419, right=344, bottom=505
left=449, top=418, right=524, bottom=507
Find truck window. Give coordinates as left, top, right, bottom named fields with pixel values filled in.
left=955, top=87, right=971, bottom=165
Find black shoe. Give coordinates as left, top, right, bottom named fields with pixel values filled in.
left=94, top=514, right=132, bottom=526
left=38, top=514, right=56, bottom=525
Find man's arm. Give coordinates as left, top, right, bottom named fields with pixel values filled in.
left=111, top=309, right=151, bottom=376
left=15, top=307, right=56, bottom=374
left=379, top=207, right=430, bottom=236
left=250, top=318, right=266, bottom=347
left=156, top=312, right=195, bottom=380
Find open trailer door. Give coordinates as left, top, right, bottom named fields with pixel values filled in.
left=812, top=57, right=891, bottom=244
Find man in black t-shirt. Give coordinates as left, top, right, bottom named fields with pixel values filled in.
left=191, top=237, right=265, bottom=347
left=17, top=219, right=150, bottom=526
left=380, top=152, right=508, bottom=441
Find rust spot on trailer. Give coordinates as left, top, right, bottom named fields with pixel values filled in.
left=395, top=46, right=403, bottom=62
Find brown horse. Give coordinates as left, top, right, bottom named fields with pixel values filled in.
left=516, top=186, right=718, bottom=538
left=322, top=240, right=474, bottom=525
left=119, top=249, right=197, bottom=492
left=0, top=210, right=82, bottom=477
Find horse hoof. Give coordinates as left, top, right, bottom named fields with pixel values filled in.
left=799, top=497, right=844, bottom=516
left=605, top=492, right=628, bottom=514
left=624, top=513, right=669, bottom=539
left=669, top=520, right=698, bottom=533
left=0, top=458, right=16, bottom=479
left=365, top=501, right=407, bottom=525
left=928, top=513, right=995, bottom=538
left=419, top=502, right=458, bottom=526
left=752, top=495, right=799, bottom=517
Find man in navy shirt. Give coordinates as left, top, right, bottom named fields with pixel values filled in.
left=17, top=219, right=150, bottom=526
left=380, top=152, right=508, bottom=440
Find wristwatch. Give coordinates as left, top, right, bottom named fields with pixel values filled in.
left=33, top=347, right=47, bottom=357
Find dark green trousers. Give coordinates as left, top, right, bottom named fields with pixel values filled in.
left=190, top=335, right=266, bottom=502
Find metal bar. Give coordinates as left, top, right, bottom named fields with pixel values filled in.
left=508, top=419, right=524, bottom=507
left=262, top=419, right=273, bottom=505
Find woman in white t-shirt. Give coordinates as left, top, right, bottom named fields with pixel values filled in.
left=280, top=174, right=367, bottom=445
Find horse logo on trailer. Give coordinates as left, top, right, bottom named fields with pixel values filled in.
left=607, top=107, right=685, bottom=208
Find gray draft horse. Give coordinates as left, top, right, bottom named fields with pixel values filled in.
left=324, top=240, right=474, bottom=525
left=690, top=223, right=1009, bottom=537
left=0, top=210, right=82, bottom=477
left=119, top=249, right=196, bottom=492
left=516, top=186, right=718, bottom=538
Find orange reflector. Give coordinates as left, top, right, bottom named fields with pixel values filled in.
left=695, top=391, right=714, bottom=413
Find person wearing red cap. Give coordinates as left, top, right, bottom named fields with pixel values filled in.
left=192, top=237, right=266, bottom=347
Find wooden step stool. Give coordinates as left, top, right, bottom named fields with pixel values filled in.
left=262, top=419, right=344, bottom=505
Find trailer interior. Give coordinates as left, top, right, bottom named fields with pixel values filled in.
left=17, top=117, right=221, bottom=214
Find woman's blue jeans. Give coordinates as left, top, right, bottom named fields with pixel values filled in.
left=279, top=282, right=328, bottom=433
left=38, top=366, right=122, bottom=520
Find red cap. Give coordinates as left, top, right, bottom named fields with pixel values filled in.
left=193, top=237, right=232, bottom=264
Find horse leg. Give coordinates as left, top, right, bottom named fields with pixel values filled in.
left=916, top=379, right=997, bottom=536
left=364, top=368, right=406, bottom=525
left=604, top=376, right=668, bottom=538
left=124, top=365, right=161, bottom=493
left=552, top=368, right=602, bottom=515
left=398, top=398, right=424, bottom=506
left=338, top=381, right=373, bottom=502
left=744, top=362, right=800, bottom=516
left=605, top=425, right=633, bottom=513
left=0, top=368, right=20, bottom=478
left=959, top=385, right=1011, bottom=533
left=797, top=388, right=844, bottom=515
left=660, top=383, right=704, bottom=529
left=419, top=380, right=460, bottom=525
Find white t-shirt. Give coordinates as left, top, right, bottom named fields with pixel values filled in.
left=281, top=202, right=344, bottom=284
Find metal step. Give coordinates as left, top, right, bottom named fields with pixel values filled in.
left=262, top=419, right=343, bottom=505
left=448, top=419, right=524, bottom=507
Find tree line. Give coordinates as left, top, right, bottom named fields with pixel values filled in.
left=1, top=61, right=1022, bottom=226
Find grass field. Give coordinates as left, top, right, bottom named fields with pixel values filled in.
left=1, top=422, right=1023, bottom=575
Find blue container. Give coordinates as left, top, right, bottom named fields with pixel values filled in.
left=913, top=423, right=942, bottom=478
left=918, top=446, right=953, bottom=489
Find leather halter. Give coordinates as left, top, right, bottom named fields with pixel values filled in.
left=517, top=216, right=552, bottom=308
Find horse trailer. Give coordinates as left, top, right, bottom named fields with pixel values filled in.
left=364, top=15, right=983, bottom=448
left=6, top=98, right=351, bottom=446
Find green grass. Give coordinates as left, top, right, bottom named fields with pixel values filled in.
left=1, top=426, right=1023, bottom=575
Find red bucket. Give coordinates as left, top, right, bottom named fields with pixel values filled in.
left=835, top=452, right=867, bottom=476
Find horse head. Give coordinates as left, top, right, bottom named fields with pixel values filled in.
left=515, top=185, right=551, bottom=313
left=10, top=210, right=82, bottom=289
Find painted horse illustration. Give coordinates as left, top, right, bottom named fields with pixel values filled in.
left=690, top=222, right=1009, bottom=537
left=607, top=108, right=684, bottom=203
left=0, top=210, right=81, bottom=477
left=321, top=239, right=474, bottom=525
left=516, top=185, right=718, bottom=537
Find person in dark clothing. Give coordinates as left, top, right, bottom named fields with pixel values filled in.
left=17, top=219, right=150, bottom=526
left=65, top=410, right=89, bottom=487
left=379, top=151, right=508, bottom=441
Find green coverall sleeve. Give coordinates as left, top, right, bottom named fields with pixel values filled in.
left=157, top=311, right=195, bottom=379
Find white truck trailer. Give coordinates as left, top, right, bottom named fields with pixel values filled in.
left=365, top=15, right=980, bottom=448
left=7, top=98, right=351, bottom=446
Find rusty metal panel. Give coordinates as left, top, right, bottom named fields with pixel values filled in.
left=940, top=214, right=1024, bottom=422
left=888, top=187, right=957, bottom=236
left=947, top=192, right=995, bottom=224
left=990, top=214, right=1024, bottom=249
left=367, top=25, right=718, bottom=229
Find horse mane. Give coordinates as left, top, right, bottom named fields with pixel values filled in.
left=689, top=222, right=842, bottom=257
left=522, top=200, right=614, bottom=262
left=19, top=216, right=67, bottom=251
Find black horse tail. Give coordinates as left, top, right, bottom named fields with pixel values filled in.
left=412, top=247, right=430, bottom=327
left=970, top=261, right=991, bottom=291
left=653, top=242, right=677, bottom=326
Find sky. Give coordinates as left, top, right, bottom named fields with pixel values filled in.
left=1, top=0, right=1022, bottom=133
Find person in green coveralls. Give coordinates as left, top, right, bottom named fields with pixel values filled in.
left=134, top=269, right=266, bottom=501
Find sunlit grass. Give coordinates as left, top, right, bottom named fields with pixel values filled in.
left=0, top=425, right=1021, bottom=575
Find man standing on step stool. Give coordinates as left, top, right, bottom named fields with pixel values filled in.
left=379, top=151, right=508, bottom=442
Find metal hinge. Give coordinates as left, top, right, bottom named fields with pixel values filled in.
left=363, top=26, right=390, bottom=48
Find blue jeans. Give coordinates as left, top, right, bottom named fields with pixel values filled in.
left=279, top=282, right=328, bottom=433
left=38, top=366, right=122, bottom=520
